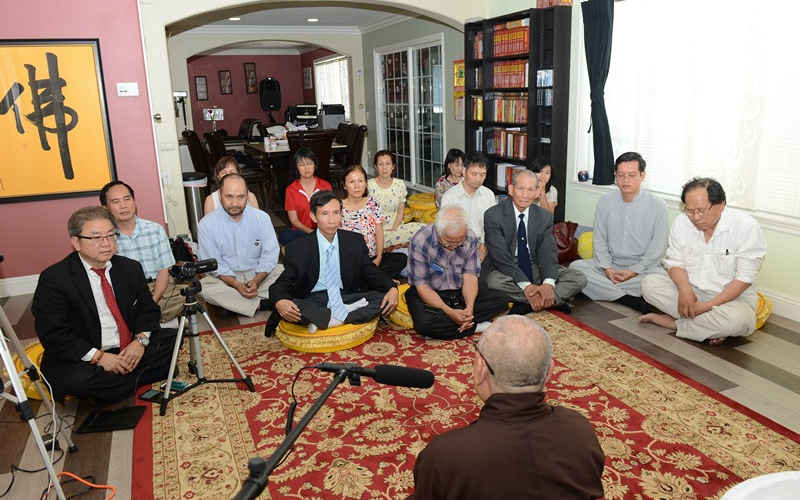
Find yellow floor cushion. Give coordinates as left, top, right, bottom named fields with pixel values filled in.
left=577, top=231, right=593, bottom=260
left=756, top=292, right=773, bottom=330
left=276, top=317, right=380, bottom=353
left=403, top=206, right=413, bottom=223
left=421, top=208, right=438, bottom=224
left=7, top=341, right=68, bottom=401
left=407, top=192, right=436, bottom=221
left=388, top=283, right=414, bottom=329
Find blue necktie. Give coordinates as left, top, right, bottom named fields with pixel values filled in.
left=325, top=245, right=349, bottom=322
left=517, top=213, right=534, bottom=282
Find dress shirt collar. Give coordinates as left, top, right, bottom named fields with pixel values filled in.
left=513, top=204, right=530, bottom=222
left=77, top=253, right=112, bottom=275
left=316, top=229, right=340, bottom=253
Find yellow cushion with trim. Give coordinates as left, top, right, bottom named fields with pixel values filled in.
left=388, top=283, right=414, bottom=329
left=407, top=192, right=436, bottom=221
left=421, top=208, right=438, bottom=224
left=276, top=317, right=379, bottom=353
left=7, top=341, right=61, bottom=401
left=756, top=292, right=773, bottom=330
left=577, top=231, right=593, bottom=260
left=403, top=207, right=413, bottom=224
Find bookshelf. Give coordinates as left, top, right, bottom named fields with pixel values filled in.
left=464, top=6, right=571, bottom=223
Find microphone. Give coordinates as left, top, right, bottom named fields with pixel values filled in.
left=314, top=363, right=434, bottom=389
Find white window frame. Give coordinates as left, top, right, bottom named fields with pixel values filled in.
left=314, top=54, right=352, bottom=121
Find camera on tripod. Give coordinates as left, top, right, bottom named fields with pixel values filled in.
left=169, top=258, right=217, bottom=281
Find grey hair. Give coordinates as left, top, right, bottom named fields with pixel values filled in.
left=68, top=206, right=118, bottom=237
left=478, top=315, right=553, bottom=391
left=511, top=168, right=539, bottom=188
left=434, top=204, right=469, bottom=236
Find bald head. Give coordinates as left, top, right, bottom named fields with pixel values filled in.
left=477, top=315, right=553, bottom=393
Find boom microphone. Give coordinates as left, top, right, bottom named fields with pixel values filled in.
left=314, top=363, right=434, bottom=389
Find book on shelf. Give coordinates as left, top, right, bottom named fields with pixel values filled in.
left=473, top=68, right=483, bottom=89
left=486, top=127, right=528, bottom=160
left=494, top=163, right=527, bottom=189
left=494, top=18, right=530, bottom=30
left=485, top=92, right=528, bottom=123
left=474, top=127, right=484, bottom=150
left=492, top=60, right=529, bottom=88
left=473, top=31, right=484, bottom=59
left=471, top=95, right=483, bottom=120
left=492, top=26, right=530, bottom=57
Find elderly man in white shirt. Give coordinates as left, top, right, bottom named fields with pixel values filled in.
left=441, top=151, right=497, bottom=261
left=640, top=177, right=767, bottom=345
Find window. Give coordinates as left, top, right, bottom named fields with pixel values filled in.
left=314, top=56, right=351, bottom=121
left=575, top=0, right=800, bottom=222
left=375, top=35, right=444, bottom=188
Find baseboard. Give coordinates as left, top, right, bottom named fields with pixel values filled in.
left=759, top=287, right=800, bottom=323
left=0, top=274, right=39, bottom=298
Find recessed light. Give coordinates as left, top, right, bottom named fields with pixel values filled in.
left=229, top=17, right=241, bottom=21
left=307, top=18, right=319, bottom=23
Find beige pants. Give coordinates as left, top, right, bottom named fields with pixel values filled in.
left=199, top=265, right=283, bottom=317
left=640, top=273, right=756, bottom=341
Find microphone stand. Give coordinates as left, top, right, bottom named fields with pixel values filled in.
left=232, top=369, right=359, bottom=500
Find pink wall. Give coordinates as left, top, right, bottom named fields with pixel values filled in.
left=1, top=0, right=161, bottom=279
left=187, top=55, right=308, bottom=135
left=300, top=48, right=337, bottom=103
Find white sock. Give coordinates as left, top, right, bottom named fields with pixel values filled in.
left=308, top=323, right=319, bottom=334
left=344, top=297, right=369, bottom=313
left=327, top=318, right=344, bottom=329
left=475, top=321, right=492, bottom=333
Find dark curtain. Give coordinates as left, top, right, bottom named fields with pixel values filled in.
left=582, top=0, right=615, bottom=185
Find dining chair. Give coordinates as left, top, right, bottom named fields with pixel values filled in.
left=331, top=121, right=351, bottom=166
left=330, top=124, right=367, bottom=187
left=182, top=129, right=214, bottom=187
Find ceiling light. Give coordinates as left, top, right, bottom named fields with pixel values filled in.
left=229, top=17, right=241, bottom=21
left=307, top=18, right=319, bottom=23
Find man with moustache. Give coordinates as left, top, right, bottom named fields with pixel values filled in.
left=640, top=177, right=767, bottom=345
left=32, top=207, right=176, bottom=403
left=100, top=181, right=184, bottom=326
left=482, top=169, right=586, bottom=314
left=198, top=173, right=281, bottom=318
left=569, top=152, right=668, bottom=313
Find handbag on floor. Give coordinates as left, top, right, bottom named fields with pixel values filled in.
left=553, top=221, right=579, bottom=265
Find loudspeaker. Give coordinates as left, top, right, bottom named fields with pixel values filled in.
left=259, top=78, right=281, bottom=111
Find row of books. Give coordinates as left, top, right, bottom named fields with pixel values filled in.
left=473, top=31, right=484, bottom=60
left=493, top=60, right=529, bottom=88
left=495, top=163, right=528, bottom=189
left=494, top=18, right=530, bottom=30
left=471, top=96, right=484, bottom=120
left=486, top=92, right=528, bottom=123
left=485, top=127, right=528, bottom=160
left=536, top=88, right=554, bottom=107
left=492, top=26, right=530, bottom=57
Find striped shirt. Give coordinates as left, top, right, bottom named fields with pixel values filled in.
left=115, top=217, right=175, bottom=280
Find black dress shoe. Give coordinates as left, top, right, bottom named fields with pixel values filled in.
left=550, top=302, right=572, bottom=314
left=220, top=308, right=234, bottom=319
left=509, top=302, right=533, bottom=316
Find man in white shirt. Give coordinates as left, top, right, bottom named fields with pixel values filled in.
left=640, top=177, right=767, bottom=344
left=441, top=152, right=497, bottom=261
left=199, top=174, right=282, bottom=317
left=569, top=152, right=668, bottom=313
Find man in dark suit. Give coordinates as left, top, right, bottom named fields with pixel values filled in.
left=482, top=170, right=586, bottom=314
left=32, top=206, right=177, bottom=403
left=265, top=190, right=398, bottom=336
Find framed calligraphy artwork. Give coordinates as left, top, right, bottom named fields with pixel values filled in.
left=219, top=70, right=232, bottom=95
left=244, top=63, right=257, bottom=94
left=0, top=39, right=116, bottom=203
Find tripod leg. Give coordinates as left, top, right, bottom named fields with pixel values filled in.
left=199, top=309, right=255, bottom=392
left=159, top=314, right=187, bottom=417
left=185, top=312, right=206, bottom=380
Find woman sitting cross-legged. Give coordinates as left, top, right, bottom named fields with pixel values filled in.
left=279, top=147, right=333, bottom=246
left=367, top=150, right=426, bottom=249
left=340, top=164, right=407, bottom=279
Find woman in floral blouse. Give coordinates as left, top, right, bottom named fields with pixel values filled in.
left=434, top=148, right=465, bottom=208
left=367, top=150, right=426, bottom=248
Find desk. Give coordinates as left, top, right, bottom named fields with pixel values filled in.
left=243, top=141, right=346, bottom=157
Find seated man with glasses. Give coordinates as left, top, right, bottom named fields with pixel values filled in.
left=406, top=205, right=509, bottom=339
left=32, top=207, right=177, bottom=403
left=569, top=152, right=668, bottom=313
left=482, top=169, right=587, bottom=315
left=409, top=315, right=605, bottom=499
left=640, top=177, right=767, bottom=345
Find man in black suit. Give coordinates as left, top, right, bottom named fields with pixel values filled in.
left=265, top=190, right=399, bottom=336
left=482, top=170, right=586, bottom=314
left=32, top=207, right=176, bottom=403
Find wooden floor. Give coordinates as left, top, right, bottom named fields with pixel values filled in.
left=3, top=201, right=799, bottom=499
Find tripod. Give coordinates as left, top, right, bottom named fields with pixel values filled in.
left=0, top=304, right=78, bottom=500
left=159, top=277, right=255, bottom=416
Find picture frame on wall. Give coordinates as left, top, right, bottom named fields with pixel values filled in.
left=303, top=67, right=313, bottom=90
left=0, top=39, right=117, bottom=203
left=244, top=62, right=257, bottom=94
left=219, top=70, right=232, bottom=95
left=195, top=75, right=208, bottom=101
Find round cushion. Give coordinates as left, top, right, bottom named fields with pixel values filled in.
left=403, top=207, right=413, bottom=223
left=756, top=292, right=773, bottom=330
left=421, top=208, right=438, bottom=224
left=7, top=341, right=54, bottom=401
left=388, top=283, right=414, bottom=329
left=407, top=192, right=436, bottom=221
left=276, top=317, right=380, bottom=353
left=577, top=231, right=593, bottom=260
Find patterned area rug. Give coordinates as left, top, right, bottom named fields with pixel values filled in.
left=133, top=312, right=800, bottom=499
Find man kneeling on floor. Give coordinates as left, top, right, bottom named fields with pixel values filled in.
left=32, top=207, right=177, bottom=403
left=408, top=315, right=605, bottom=499
left=265, top=190, right=398, bottom=336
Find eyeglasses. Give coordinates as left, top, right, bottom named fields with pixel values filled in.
left=439, top=236, right=467, bottom=249
left=615, top=172, right=641, bottom=180
left=75, top=232, right=119, bottom=244
left=684, top=205, right=714, bottom=218
left=472, top=339, right=495, bottom=376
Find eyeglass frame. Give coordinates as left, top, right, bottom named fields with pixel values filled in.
left=438, top=235, right=467, bottom=249
left=472, top=339, right=495, bottom=376
left=614, top=171, right=642, bottom=180
left=74, top=232, right=120, bottom=244
left=683, top=204, right=716, bottom=218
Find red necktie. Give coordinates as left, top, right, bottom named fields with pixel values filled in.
left=92, top=268, right=132, bottom=349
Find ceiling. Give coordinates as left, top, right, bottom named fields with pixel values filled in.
left=169, top=4, right=423, bottom=55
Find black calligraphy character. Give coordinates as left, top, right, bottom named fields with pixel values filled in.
left=25, top=52, right=78, bottom=180
left=0, top=82, right=26, bottom=134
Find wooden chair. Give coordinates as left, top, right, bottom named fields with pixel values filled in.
left=182, top=129, right=214, bottom=187
left=330, top=124, right=367, bottom=187
left=331, top=121, right=351, bottom=166
left=286, top=128, right=337, bottom=183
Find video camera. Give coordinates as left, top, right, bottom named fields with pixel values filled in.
left=169, top=258, right=217, bottom=280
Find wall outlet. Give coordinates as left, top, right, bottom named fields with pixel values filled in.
left=116, top=82, right=139, bottom=97
left=162, top=173, right=173, bottom=186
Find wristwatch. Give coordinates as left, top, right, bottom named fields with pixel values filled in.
left=135, top=335, right=150, bottom=347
